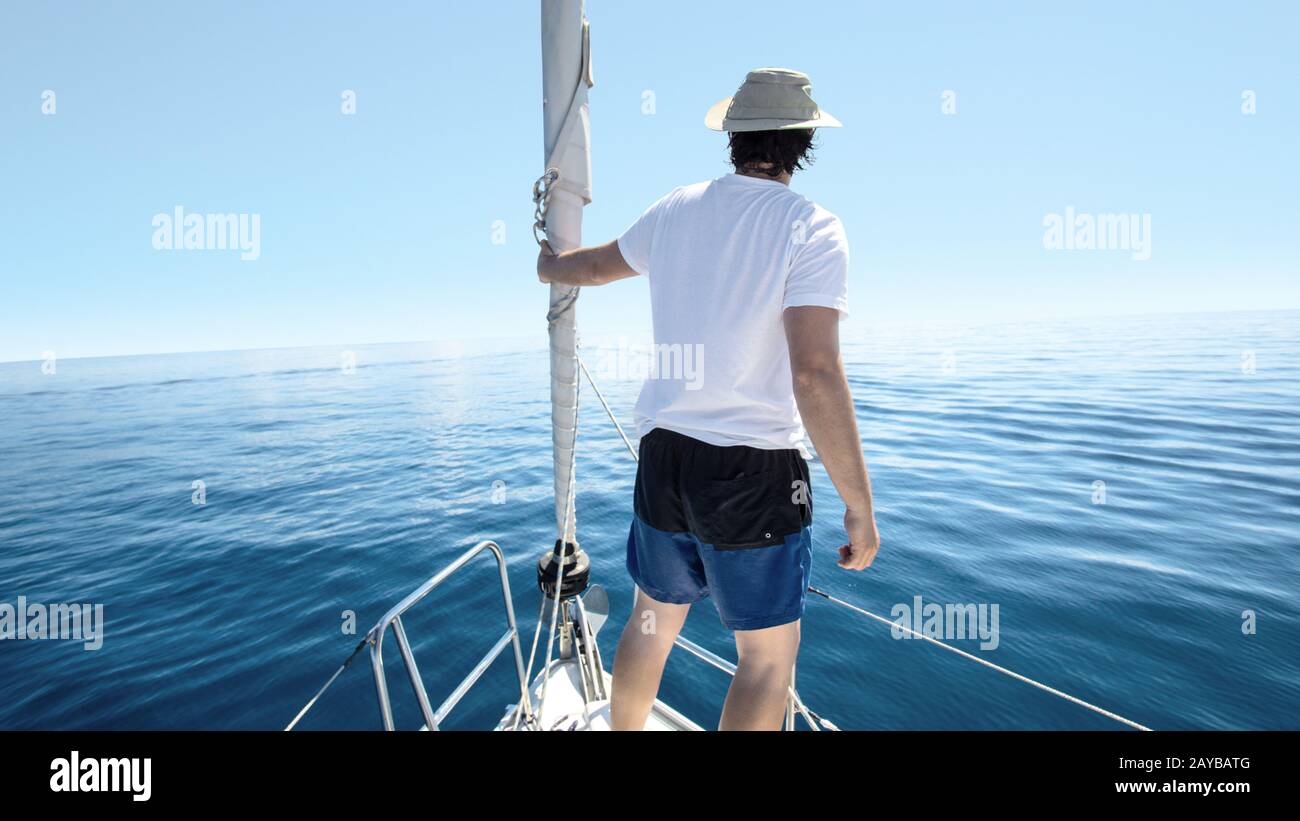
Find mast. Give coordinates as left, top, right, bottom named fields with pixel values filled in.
left=540, top=0, right=591, bottom=547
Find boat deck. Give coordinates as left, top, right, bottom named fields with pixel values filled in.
left=496, top=657, right=701, bottom=731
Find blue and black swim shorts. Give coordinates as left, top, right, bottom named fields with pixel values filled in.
left=626, top=427, right=814, bottom=631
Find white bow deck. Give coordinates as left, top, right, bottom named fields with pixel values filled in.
left=496, top=659, right=701, bottom=732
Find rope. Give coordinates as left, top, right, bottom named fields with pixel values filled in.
left=532, top=168, right=559, bottom=246
left=537, top=345, right=582, bottom=710
left=806, top=586, right=1151, bottom=731
left=511, top=333, right=585, bottom=730
left=560, top=356, right=581, bottom=545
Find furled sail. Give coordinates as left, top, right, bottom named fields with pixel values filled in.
left=540, top=0, right=592, bottom=546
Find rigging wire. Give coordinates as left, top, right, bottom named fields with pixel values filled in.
left=577, top=355, right=1152, bottom=732
left=806, top=586, right=1151, bottom=731
left=577, top=355, right=638, bottom=462
left=284, top=636, right=370, bottom=731
left=287, top=311, right=1153, bottom=733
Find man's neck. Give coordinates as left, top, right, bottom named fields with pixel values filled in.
left=736, top=165, right=792, bottom=186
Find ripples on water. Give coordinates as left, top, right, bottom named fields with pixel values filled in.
left=0, top=311, right=1296, bottom=729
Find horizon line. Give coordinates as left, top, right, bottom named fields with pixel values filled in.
left=2, top=305, right=1296, bottom=366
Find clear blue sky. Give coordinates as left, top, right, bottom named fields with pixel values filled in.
left=2, top=1, right=1297, bottom=362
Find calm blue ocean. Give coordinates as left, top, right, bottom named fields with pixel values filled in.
left=1, top=310, right=1297, bottom=730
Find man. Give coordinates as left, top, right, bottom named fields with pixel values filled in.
left=536, top=68, right=880, bottom=730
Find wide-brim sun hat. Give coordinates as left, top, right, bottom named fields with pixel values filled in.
left=704, top=67, right=842, bottom=132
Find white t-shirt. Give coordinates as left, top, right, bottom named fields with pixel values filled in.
left=617, top=172, right=850, bottom=456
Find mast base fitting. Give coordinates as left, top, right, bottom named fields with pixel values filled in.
left=537, top=539, right=590, bottom=600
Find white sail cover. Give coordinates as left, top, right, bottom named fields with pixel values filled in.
left=541, top=0, right=592, bottom=544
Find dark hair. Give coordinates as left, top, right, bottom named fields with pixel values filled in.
left=728, top=129, right=817, bottom=177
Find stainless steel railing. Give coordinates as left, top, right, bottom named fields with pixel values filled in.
left=369, top=540, right=533, bottom=730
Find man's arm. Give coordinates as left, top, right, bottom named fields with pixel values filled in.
left=537, top=239, right=639, bottom=286
left=783, top=305, right=881, bottom=570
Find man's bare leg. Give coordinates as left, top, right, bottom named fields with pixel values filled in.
left=719, top=620, right=801, bottom=730
left=609, top=588, right=690, bottom=730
